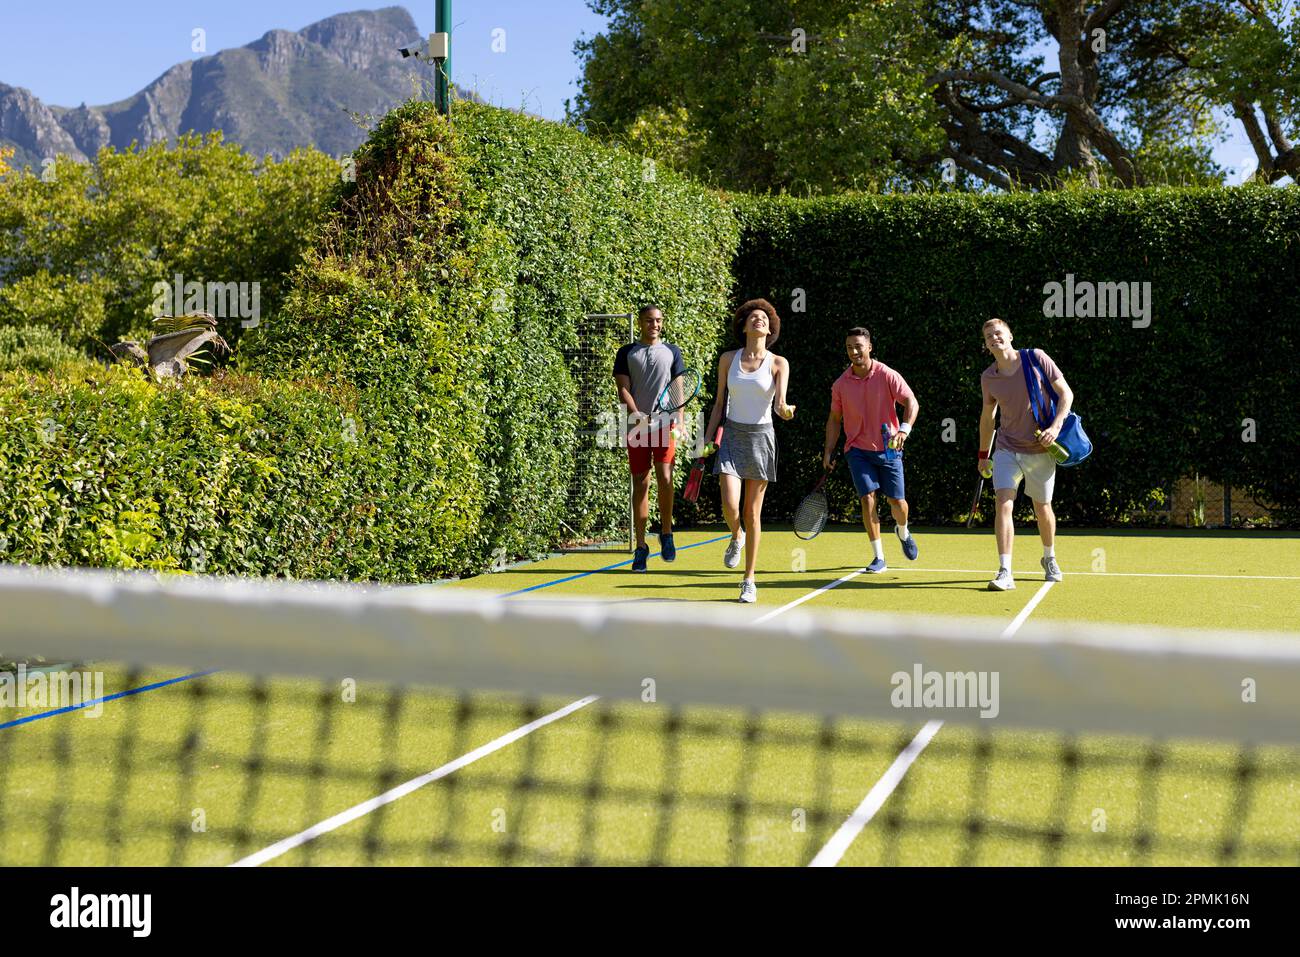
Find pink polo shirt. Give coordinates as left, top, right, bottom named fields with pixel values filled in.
left=831, top=360, right=915, bottom=452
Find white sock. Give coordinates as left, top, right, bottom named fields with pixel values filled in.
left=999, top=554, right=1012, bottom=571
left=895, top=524, right=910, bottom=541
left=1043, top=545, right=1055, bottom=558
left=871, top=538, right=885, bottom=560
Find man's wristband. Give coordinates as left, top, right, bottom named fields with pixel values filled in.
left=978, top=451, right=990, bottom=460
left=897, top=421, right=912, bottom=434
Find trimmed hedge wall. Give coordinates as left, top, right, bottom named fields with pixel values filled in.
left=730, top=189, right=1300, bottom=525
left=0, top=364, right=372, bottom=575
left=237, top=100, right=739, bottom=578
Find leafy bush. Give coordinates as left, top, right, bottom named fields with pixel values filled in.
left=0, top=363, right=375, bottom=577
left=0, top=324, right=83, bottom=373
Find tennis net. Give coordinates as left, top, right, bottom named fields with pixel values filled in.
left=2, top=565, right=1299, bottom=866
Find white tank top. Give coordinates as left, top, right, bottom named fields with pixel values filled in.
left=726, top=350, right=776, bottom=425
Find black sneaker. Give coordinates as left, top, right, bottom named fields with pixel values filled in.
left=659, top=533, right=677, bottom=562
left=631, top=545, right=649, bottom=572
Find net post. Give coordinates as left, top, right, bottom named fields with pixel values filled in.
left=580, top=311, right=638, bottom=553
left=627, top=311, right=635, bottom=553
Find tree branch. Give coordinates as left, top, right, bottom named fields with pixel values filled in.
left=927, top=69, right=1066, bottom=112
left=946, top=148, right=1014, bottom=191
left=1084, top=0, right=1130, bottom=35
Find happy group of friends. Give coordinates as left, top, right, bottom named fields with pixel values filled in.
left=612, top=299, right=1075, bottom=604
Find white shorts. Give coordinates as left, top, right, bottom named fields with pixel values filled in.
left=992, top=448, right=1056, bottom=503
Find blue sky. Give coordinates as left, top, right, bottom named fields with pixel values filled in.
left=0, top=1, right=1260, bottom=183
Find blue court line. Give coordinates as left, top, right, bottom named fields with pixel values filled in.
left=0, top=669, right=218, bottom=731
left=503, top=534, right=733, bottom=597
left=2, top=535, right=734, bottom=728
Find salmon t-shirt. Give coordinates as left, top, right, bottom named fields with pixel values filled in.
left=981, top=349, right=1063, bottom=454
left=831, top=360, right=915, bottom=452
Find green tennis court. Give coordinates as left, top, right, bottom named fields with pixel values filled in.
left=2, top=527, right=1297, bottom=867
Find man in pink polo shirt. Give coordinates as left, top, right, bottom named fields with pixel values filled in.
left=977, top=317, right=1074, bottom=590
left=823, top=327, right=919, bottom=572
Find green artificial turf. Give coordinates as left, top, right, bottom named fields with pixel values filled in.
left=3, top=527, right=1298, bottom=865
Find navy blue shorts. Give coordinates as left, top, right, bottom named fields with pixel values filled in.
left=846, top=447, right=906, bottom=500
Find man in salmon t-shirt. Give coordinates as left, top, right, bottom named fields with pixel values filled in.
left=977, top=317, right=1075, bottom=591
left=823, top=327, right=920, bottom=573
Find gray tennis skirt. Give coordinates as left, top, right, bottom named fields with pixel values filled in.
left=713, top=419, right=777, bottom=482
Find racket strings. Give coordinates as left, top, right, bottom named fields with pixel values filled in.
left=794, top=493, right=829, bottom=538
left=659, top=371, right=701, bottom=414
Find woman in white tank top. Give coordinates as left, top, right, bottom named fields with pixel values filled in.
left=702, top=299, right=795, bottom=604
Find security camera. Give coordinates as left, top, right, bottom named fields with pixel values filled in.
left=399, top=47, right=415, bottom=58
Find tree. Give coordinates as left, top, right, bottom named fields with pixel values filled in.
left=572, top=0, right=1291, bottom=192
left=571, top=0, right=943, bottom=194
left=0, top=134, right=338, bottom=355
left=1147, top=0, right=1300, bottom=183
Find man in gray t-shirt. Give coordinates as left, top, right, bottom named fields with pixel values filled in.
left=613, top=306, right=685, bottom=571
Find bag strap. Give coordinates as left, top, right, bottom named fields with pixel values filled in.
left=1019, top=349, right=1054, bottom=430
left=1027, top=349, right=1060, bottom=406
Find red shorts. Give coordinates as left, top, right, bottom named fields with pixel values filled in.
left=627, top=432, right=676, bottom=474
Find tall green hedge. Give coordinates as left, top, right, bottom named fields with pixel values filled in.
left=239, top=100, right=739, bottom=577
left=730, top=188, right=1300, bottom=524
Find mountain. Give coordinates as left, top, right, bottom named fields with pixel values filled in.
left=0, top=7, right=461, bottom=168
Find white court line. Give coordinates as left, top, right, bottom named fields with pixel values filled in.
left=231, top=695, right=599, bottom=867
left=808, top=580, right=1056, bottom=868
left=873, top=566, right=1300, bottom=582
left=236, top=567, right=869, bottom=866
left=754, top=567, right=867, bottom=624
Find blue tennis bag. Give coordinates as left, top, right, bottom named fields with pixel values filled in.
left=1021, top=349, right=1092, bottom=467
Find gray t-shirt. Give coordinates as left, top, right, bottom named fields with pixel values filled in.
left=614, top=341, right=685, bottom=418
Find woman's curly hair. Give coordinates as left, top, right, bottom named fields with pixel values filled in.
left=731, top=298, right=781, bottom=347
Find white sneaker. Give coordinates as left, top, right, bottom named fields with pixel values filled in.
left=739, top=579, right=757, bottom=603
left=987, top=567, right=1016, bottom=591
left=724, top=532, right=745, bottom=569
left=1041, top=556, right=1063, bottom=582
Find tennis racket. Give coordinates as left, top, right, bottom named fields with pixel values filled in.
left=794, top=449, right=842, bottom=541
left=631, top=368, right=702, bottom=446
left=683, top=426, right=722, bottom=503
left=655, top=368, right=702, bottom=418
left=966, top=428, right=998, bottom=528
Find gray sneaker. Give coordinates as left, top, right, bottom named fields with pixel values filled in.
left=739, top=579, right=757, bottom=603
left=987, top=567, right=1016, bottom=591
left=724, top=532, right=745, bottom=569
left=1041, top=556, right=1063, bottom=582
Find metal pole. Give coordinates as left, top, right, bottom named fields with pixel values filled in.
left=586, top=312, right=637, bottom=553
left=436, top=0, right=452, bottom=116
left=628, top=312, right=636, bottom=553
